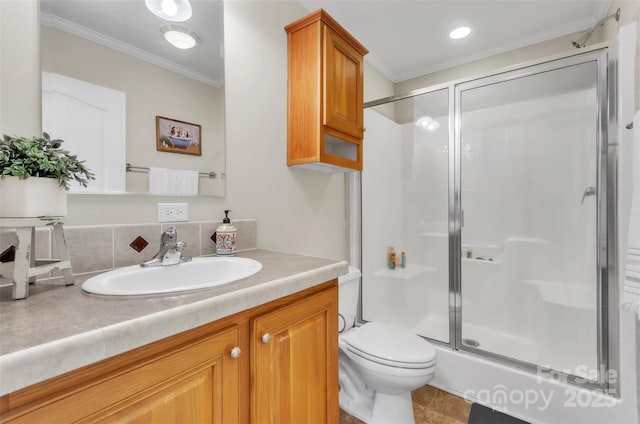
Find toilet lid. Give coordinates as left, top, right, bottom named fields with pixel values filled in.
left=342, top=322, right=436, bottom=368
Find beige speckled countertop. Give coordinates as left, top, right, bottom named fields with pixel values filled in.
left=0, top=249, right=348, bottom=396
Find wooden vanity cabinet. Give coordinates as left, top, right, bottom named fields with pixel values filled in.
left=79, top=327, right=241, bottom=424
left=0, top=281, right=338, bottom=424
left=251, top=284, right=338, bottom=423
left=0, top=326, right=243, bottom=424
left=285, top=9, right=368, bottom=171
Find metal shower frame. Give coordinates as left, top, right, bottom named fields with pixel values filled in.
left=353, top=45, right=619, bottom=395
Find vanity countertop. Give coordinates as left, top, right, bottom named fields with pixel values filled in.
left=0, top=249, right=348, bottom=396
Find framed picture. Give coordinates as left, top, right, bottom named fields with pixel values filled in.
left=156, top=116, right=201, bottom=156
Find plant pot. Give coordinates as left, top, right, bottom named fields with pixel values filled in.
left=0, top=176, right=67, bottom=217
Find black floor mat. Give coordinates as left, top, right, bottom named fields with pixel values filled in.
left=468, top=403, right=530, bottom=424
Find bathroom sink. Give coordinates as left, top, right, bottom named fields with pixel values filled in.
left=82, top=257, right=262, bottom=296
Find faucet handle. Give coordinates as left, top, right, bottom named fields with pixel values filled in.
left=161, top=226, right=177, bottom=246
left=174, top=241, right=191, bottom=263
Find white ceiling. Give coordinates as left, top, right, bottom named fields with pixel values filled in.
left=300, top=0, right=612, bottom=82
left=40, top=0, right=613, bottom=87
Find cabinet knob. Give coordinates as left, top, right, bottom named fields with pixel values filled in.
left=261, top=333, right=271, bottom=344
left=230, top=347, right=241, bottom=359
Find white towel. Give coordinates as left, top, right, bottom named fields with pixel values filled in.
left=622, top=112, right=640, bottom=316
left=148, top=167, right=199, bottom=195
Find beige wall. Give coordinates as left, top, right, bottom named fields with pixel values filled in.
left=364, top=60, right=394, bottom=102
left=603, top=1, right=640, bottom=43
left=60, top=0, right=394, bottom=260
left=221, top=0, right=392, bottom=259
left=0, top=0, right=41, bottom=136
left=223, top=0, right=345, bottom=259
left=604, top=0, right=640, bottom=111
left=0, top=0, right=392, bottom=260
left=603, top=0, right=640, bottom=111
left=17, top=0, right=636, bottom=261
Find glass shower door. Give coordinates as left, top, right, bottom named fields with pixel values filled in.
left=457, top=59, right=602, bottom=380
left=362, top=88, right=450, bottom=343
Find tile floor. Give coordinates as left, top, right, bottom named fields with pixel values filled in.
left=340, top=384, right=472, bottom=424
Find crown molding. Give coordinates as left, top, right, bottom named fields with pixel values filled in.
left=40, top=12, right=223, bottom=88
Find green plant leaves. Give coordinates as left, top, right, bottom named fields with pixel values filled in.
left=0, top=133, right=95, bottom=189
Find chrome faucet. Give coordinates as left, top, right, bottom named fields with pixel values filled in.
left=140, top=226, right=192, bottom=267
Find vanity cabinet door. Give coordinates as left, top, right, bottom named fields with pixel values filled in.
left=98, top=326, right=240, bottom=424
left=250, top=285, right=339, bottom=424
left=0, top=327, right=241, bottom=424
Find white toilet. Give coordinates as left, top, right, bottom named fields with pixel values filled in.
left=338, top=266, right=437, bottom=424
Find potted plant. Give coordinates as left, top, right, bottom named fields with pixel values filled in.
left=0, top=132, right=95, bottom=217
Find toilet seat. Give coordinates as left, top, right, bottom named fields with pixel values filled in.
left=341, top=322, right=436, bottom=369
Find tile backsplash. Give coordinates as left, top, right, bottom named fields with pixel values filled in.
left=0, top=219, right=256, bottom=282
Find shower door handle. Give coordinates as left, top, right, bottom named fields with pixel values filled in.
left=581, top=186, right=596, bottom=204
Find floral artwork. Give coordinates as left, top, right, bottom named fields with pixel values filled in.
left=216, top=232, right=236, bottom=256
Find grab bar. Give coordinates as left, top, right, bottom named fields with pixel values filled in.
left=126, top=163, right=217, bottom=179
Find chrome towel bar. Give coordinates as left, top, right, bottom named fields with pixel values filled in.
left=125, top=163, right=217, bottom=179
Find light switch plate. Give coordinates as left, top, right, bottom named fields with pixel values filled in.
left=157, top=202, right=189, bottom=222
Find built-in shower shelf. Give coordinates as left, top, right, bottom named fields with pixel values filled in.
left=462, top=257, right=501, bottom=264
left=373, top=264, right=436, bottom=280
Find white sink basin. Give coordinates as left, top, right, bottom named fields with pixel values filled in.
left=82, top=257, right=262, bottom=296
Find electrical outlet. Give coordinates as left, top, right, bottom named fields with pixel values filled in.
left=157, top=203, right=189, bottom=222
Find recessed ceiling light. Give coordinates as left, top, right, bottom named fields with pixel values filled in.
left=160, top=25, right=200, bottom=49
left=145, top=0, right=192, bottom=22
left=449, top=26, right=471, bottom=40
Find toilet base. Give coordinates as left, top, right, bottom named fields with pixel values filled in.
left=340, top=389, right=416, bottom=424
left=370, top=391, right=415, bottom=424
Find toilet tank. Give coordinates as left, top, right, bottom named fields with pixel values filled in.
left=338, top=266, right=361, bottom=332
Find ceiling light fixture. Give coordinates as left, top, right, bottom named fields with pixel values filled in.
left=449, top=26, right=471, bottom=40
left=145, top=0, right=192, bottom=22
left=161, top=0, right=178, bottom=16
left=160, top=25, right=200, bottom=49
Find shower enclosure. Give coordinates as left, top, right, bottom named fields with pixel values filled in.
left=358, top=49, right=617, bottom=392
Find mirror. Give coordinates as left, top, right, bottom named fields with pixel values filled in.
left=39, top=0, right=225, bottom=197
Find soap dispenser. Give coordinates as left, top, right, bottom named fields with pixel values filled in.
left=215, top=210, right=237, bottom=256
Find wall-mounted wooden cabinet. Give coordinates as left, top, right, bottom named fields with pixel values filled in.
left=0, top=282, right=338, bottom=424
left=285, top=9, right=368, bottom=172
